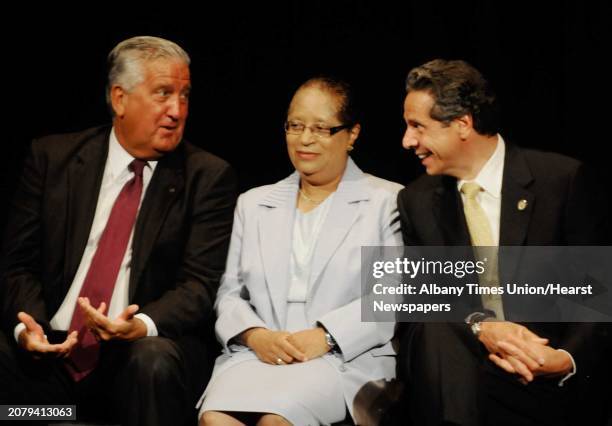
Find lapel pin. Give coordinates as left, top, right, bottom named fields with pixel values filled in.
left=517, top=199, right=528, bottom=211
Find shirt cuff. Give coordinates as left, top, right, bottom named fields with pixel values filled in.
left=134, top=313, right=158, bottom=337
left=556, top=349, right=577, bottom=386
left=14, top=322, right=26, bottom=343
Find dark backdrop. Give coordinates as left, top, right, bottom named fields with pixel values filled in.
left=2, top=1, right=610, bottom=230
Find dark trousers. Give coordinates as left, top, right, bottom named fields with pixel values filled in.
left=0, top=330, right=214, bottom=426
left=392, top=323, right=608, bottom=426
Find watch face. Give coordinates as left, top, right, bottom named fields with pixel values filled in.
left=325, top=332, right=336, bottom=349
left=470, top=322, right=481, bottom=336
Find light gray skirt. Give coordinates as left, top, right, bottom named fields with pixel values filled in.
left=199, top=302, right=346, bottom=425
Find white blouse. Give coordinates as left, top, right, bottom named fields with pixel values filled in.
left=287, top=193, right=335, bottom=303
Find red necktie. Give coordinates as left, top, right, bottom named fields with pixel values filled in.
left=65, top=159, right=146, bottom=381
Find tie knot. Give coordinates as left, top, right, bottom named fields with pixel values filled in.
left=461, top=182, right=482, bottom=199
left=129, top=159, right=147, bottom=178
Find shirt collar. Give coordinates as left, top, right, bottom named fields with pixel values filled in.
left=108, top=128, right=138, bottom=180
left=108, top=128, right=157, bottom=179
left=457, top=134, right=505, bottom=198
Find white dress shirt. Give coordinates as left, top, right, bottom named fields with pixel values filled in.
left=15, top=129, right=158, bottom=341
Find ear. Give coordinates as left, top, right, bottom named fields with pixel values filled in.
left=110, top=85, right=127, bottom=117
left=453, top=114, right=473, bottom=140
left=347, top=123, right=361, bottom=149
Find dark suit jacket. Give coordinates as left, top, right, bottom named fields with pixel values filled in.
left=396, top=143, right=609, bottom=424
left=1, top=125, right=237, bottom=341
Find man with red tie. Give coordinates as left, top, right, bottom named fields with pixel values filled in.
left=0, top=36, right=237, bottom=426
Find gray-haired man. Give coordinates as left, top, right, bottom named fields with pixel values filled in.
left=0, top=36, right=237, bottom=426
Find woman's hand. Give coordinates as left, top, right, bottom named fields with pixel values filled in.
left=241, top=327, right=306, bottom=365
left=287, top=327, right=330, bottom=361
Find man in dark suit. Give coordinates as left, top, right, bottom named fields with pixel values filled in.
left=394, top=59, right=609, bottom=425
left=0, top=36, right=237, bottom=426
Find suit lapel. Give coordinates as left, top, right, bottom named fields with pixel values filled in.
left=434, top=176, right=471, bottom=245
left=129, top=148, right=184, bottom=300
left=64, top=128, right=109, bottom=288
left=308, top=159, right=366, bottom=298
left=499, top=144, right=535, bottom=282
left=258, top=173, right=298, bottom=328
left=499, top=145, right=535, bottom=246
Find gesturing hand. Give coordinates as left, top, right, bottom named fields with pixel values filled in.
left=17, top=312, right=78, bottom=358
left=77, top=297, right=147, bottom=341
left=241, top=328, right=306, bottom=365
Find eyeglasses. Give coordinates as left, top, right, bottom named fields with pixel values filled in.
left=284, top=121, right=351, bottom=138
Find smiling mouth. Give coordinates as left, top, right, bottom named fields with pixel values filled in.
left=416, top=152, right=432, bottom=160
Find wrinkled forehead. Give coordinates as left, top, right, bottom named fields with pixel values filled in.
left=140, top=58, right=191, bottom=81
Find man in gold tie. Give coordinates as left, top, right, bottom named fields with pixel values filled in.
left=392, top=59, right=609, bottom=426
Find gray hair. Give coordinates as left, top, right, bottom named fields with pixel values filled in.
left=106, top=36, right=190, bottom=112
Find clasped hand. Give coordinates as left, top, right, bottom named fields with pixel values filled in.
left=242, top=327, right=331, bottom=365
left=478, top=321, right=573, bottom=383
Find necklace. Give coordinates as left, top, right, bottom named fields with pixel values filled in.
left=299, top=189, right=325, bottom=204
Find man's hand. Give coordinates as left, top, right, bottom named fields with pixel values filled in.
left=479, top=321, right=572, bottom=382
left=287, top=327, right=330, bottom=361
left=77, top=297, right=147, bottom=341
left=478, top=321, right=548, bottom=381
left=491, top=340, right=573, bottom=380
left=241, top=327, right=306, bottom=365
left=17, top=312, right=78, bottom=358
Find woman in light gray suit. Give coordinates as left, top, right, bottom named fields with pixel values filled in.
left=198, top=77, right=402, bottom=426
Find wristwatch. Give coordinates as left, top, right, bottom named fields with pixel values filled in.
left=324, top=331, right=338, bottom=352
left=464, top=312, right=490, bottom=337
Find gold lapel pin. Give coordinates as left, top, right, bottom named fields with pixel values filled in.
left=517, top=199, right=528, bottom=211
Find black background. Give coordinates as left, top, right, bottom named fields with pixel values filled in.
left=2, top=1, right=611, bottom=230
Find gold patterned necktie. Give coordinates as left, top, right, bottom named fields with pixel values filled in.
left=460, top=182, right=505, bottom=320
left=461, top=182, right=494, bottom=246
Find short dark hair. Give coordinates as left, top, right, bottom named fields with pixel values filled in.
left=296, top=76, right=360, bottom=126
left=406, top=59, right=500, bottom=136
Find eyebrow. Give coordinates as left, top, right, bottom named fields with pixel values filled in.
left=287, top=116, right=340, bottom=125
left=153, top=83, right=192, bottom=92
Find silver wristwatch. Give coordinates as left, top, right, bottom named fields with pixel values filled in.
left=324, top=331, right=337, bottom=351
left=464, top=312, right=489, bottom=337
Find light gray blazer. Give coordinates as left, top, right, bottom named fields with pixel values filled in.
left=204, top=158, right=402, bottom=419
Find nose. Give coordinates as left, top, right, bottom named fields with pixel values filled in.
left=402, top=126, right=418, bottom=150
left=166, top=95, right=186, bottom=120
left=298, top=127, right=316, bottom=145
